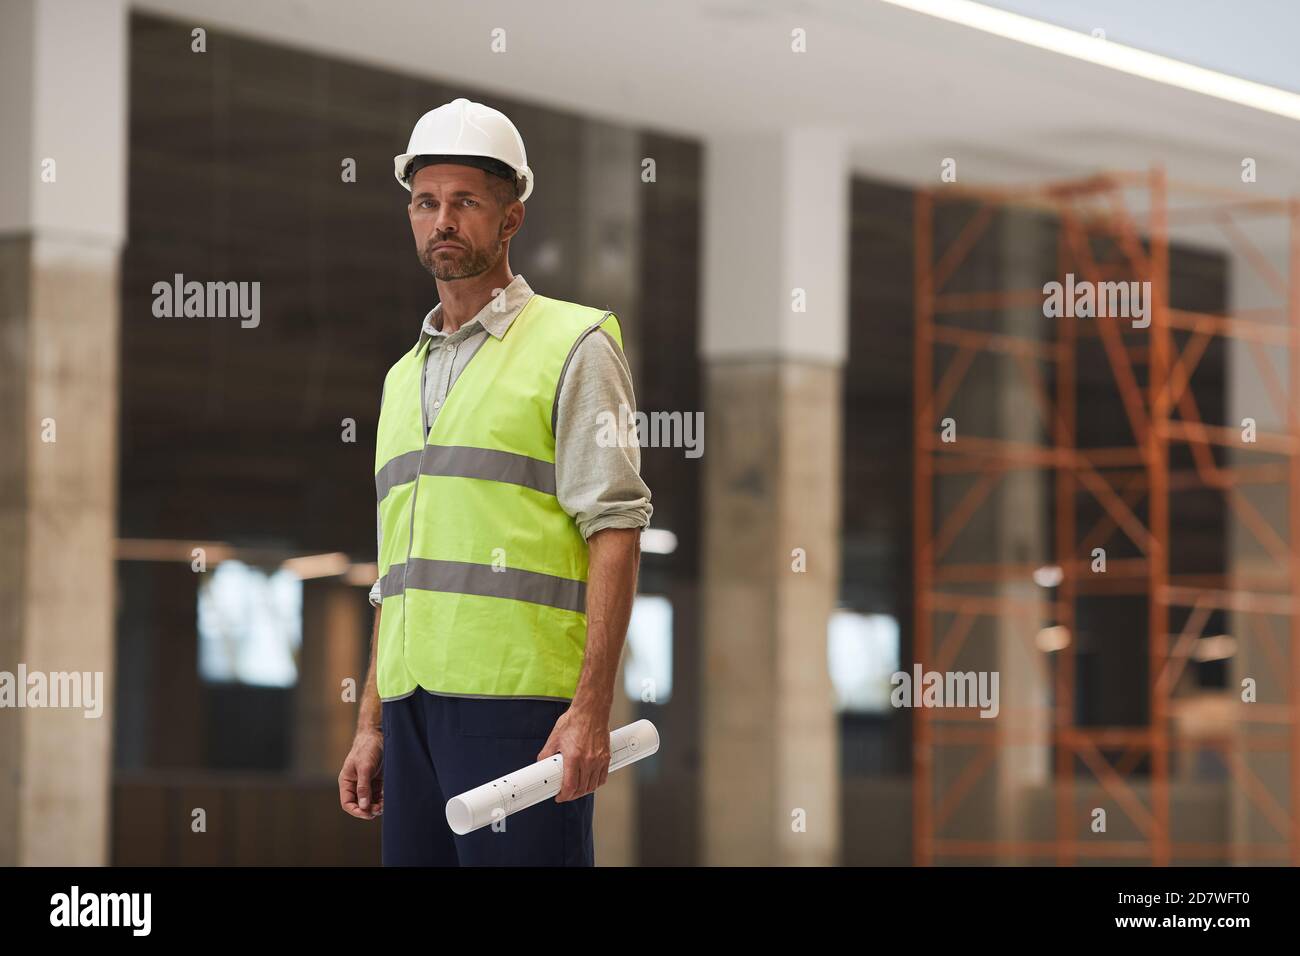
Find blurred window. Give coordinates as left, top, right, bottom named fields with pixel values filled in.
left=828, top=610, right=900, bottom=713
left=624, top=594, right=673, bottom=704
left=198, top=561, right=302, bottom=687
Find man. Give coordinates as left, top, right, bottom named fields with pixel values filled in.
left=336, top=98, right=652, bottom=866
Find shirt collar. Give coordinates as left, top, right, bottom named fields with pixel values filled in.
left=418, top=274, right=534, bottom=344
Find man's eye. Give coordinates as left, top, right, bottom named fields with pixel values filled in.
left=463, top=199, right=477, bottom=207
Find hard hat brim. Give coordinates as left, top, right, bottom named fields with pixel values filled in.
left=393, top=151, right=533, bottom=202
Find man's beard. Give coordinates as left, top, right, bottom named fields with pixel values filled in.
left=420, top=236, right=501, bottom=280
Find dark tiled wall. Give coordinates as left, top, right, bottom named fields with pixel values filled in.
left=841, top=179, right=916, bottom=782
left=633, top=131, right=704, bottom=866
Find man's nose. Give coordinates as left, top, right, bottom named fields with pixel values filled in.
left=434, top=209, right=459, bottom=236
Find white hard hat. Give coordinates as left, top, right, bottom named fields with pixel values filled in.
left=394, top=97, right=534, bottom=202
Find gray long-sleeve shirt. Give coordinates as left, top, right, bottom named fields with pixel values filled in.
left=369, top=273, right=652, bottom=606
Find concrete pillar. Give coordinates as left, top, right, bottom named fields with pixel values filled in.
left=0, top=0, right=127, bottom=865
left=577, top=122, right=643, bottom=866
left=923, top=208, right=1053, bottom=864
left=992, top=211, right=1052, bottom=859
left=698, top=130, right=846, bottom=865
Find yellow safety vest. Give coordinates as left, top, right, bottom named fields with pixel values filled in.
left=373, top=293, right=623, bottom=701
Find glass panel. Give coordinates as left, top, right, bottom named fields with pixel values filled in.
left=198, top=561, right=303, bottom=687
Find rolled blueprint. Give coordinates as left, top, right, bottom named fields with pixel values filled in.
left=445, top=719, right=660, bottom=835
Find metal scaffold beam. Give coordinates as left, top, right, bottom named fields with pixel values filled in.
left=912, top=168, right=1300, bottom=866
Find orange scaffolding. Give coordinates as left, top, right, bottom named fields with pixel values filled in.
left=912, top=169, right=1300, bottom=865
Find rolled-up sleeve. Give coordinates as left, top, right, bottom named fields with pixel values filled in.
left=554, top=325, right=653, bottom=538
left=370, top=503, right=383, bottom=607
left=371, top=381, right=386, bottom=608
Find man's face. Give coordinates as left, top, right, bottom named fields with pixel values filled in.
left=407, top=164, right=522, bottom=280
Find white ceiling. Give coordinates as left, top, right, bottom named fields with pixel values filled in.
left=132, top=0, right=1300, bottom=195
left=983, top=0, right=1300, bottom=94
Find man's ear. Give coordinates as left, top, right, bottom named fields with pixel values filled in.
left=503, top=200, right=525, bottom=239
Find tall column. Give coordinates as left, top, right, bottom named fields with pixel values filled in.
left=992, top=211, right=1052, bottom=860
left=0, top=0, right=127, bottom=865
left=918, top=208, right=1053, bottom=865
left=698, top=130, right=846, bottom=865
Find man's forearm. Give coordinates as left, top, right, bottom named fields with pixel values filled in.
left=357, top=606, right=382, bottom=735
left=571, top=527, right=641, bottom=714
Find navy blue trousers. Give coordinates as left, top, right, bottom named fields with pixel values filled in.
left=380, top=689, right=595, bottom=866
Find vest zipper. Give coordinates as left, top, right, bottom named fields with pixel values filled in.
left=400, top=342, right=431, bottom=655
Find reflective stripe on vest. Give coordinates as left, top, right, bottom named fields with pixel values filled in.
left=375, top=445, right=557, bottom=501
left=377, top=559, right=585, bottom=613
left=373, top=293, right=623, bottom=701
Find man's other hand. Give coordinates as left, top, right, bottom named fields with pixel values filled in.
left=339, top=729, right=384, bottom=820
